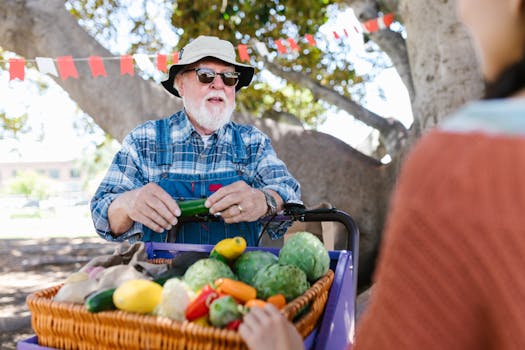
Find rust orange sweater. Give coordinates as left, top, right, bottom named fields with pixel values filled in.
left=354, top=125, right=525, bottom=350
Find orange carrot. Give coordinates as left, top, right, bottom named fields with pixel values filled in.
left=266, top=294, right=286, bottom=310
left=215, top=278, right=257, bottom=303
left=245, top=299, right=267, bottom=309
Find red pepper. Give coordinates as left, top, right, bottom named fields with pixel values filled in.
left=226, top=319, right=242, bottom=331
left=185, top=284, right=220, bottom=321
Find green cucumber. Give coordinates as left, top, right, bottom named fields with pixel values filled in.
left=179, top=198, right=209, bottom=217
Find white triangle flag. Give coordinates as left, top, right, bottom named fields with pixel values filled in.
left=133, top=54, right=155, bottom=73
left=254, top=42, right=270, bottom=57
left=35, top=57, right=58, bottom=77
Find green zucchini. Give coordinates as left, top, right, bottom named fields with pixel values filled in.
left=84, top=273, right=180, bottom=313
left=85, top=287, right=117, bottom=313
left=179, top=198, right=209, bottom=217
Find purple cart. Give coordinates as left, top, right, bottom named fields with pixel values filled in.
left=18, top=205, right=359, bottom=350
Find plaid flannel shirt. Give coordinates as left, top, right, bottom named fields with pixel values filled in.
left=90, top=110, right=301, bottom=243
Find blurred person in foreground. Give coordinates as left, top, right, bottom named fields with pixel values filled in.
left=239, top=0, right=525, bottom=349
left=91, top=35, right=300, bottom=246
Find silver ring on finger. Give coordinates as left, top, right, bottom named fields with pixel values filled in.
left=237, top=204, right=243, bottom=213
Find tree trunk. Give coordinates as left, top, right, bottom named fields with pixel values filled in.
left=398, top=0, right=484, bottom=135
left=0, top=0, right=483, bottom=289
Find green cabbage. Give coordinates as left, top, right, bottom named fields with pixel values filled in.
left=183, top=258, right=236, bottom=291
left=233, top=250, right=278, bottom=285
left=279, top=232, right=330, bottom=282
left=252, top=263, right=309, bottom=301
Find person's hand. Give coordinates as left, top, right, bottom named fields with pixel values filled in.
left=109, top=183, right=180, bottom=234
left=239, top=304, right=305, bottom=350
left=205, top=181, right=269, bottom=223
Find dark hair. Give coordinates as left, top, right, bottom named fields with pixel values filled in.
left=484, top=47, right=525, bottom=99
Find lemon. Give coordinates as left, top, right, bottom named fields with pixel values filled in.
left=113, top=279, right=163, bottom=314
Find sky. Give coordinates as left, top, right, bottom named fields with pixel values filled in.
left=0, top=8, right=412, bottom=164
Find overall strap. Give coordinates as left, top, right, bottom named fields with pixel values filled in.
left=231, top=124, right=249, bottom=168
left=155, top=118, right=174, bottom=166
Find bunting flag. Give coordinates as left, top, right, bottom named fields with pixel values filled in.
left=362, top=13, right=395, bottom=33
left=56, top=56, right=78, bottom=80
left=254, top=41, right=270, bottom=57
left=8, top=58, right=25, bottom=81
left=274, top=39, right=287, bottom=54
left=287, top=38, right=300, bottom=52
left=157, top=53, right=168, bottom=72
left=172, top=52, right=179, bottom=64
left=3, top=13, right=395, bottom=82
left=88, top=56, right=107, bottom=77
left=304, top=34, right=317, bottom=46
left=237, top=44, right=250, bottom=62
left=35, top=57, right=58, bottom=77
left=133, top=54, right=155, bottom=73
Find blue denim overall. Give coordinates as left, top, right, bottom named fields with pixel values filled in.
left=141, top=119, right=262, bottom=246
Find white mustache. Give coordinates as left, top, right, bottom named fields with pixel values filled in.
left=205, top=92, right=226, bottom=100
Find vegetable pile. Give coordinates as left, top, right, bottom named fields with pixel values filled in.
left=75, top=232, right=330, bottom=332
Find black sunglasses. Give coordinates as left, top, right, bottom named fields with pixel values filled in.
left=184, top=68, right=241, bottom=87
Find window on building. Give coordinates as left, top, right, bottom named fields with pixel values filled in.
left=48, top=169, right=60, bottom=179
left=70, top=168, right=81, bottom=178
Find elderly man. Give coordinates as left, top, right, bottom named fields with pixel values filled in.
left=91, top=35, right=301, bottom=246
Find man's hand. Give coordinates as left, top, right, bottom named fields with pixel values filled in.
left=205, top=181, right=280, bottom=223
left=108, top=183, right=180, bottom=235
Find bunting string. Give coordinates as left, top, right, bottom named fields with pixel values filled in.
left=2, top=13, right=395, bottom=82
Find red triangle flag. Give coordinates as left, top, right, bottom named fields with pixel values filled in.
left=382, top=13, right=395, bottom=27
left=88, top=56, right=107, bottom=78
left=9, top=58, right=25, bottom=81
left=333, top=31, right=340, bottom=39
left=363, top=19, right=379, bottom=33
left=56, top=56, right=79, bottom=80
left=274, top=39, right=287, bottom=54
left=172, top=52, right=179, bottom=64
left=304, top=34, right=316, bottom=46
left=287, top=38, right=300, bottom=52
left=237, top=44, right=250, bottom=62
left=120, top=55, right=134, bottom=76
left=157, top=54, right=167, bottom=72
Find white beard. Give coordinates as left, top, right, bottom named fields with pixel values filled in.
left=183, top=92, right=235, bottom=132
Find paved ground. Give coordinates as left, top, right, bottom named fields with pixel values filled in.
left=0, top=237, right=116, bottom=350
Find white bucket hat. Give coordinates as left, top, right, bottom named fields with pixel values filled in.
left=161, top=35, right=255, bottom=97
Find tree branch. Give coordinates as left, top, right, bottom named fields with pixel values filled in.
left=261, top=57, right=407, bottom=154
left=342, top=0, right=414, bottom=99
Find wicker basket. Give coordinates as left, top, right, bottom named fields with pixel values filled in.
left=27, top=269, right=334, bottom=350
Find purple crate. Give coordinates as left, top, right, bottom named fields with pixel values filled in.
left=17, top=336, right=56, bottom=350
left=18, top=243, right=355, bottom=350
left=147, top=242, right=356, bottom=350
